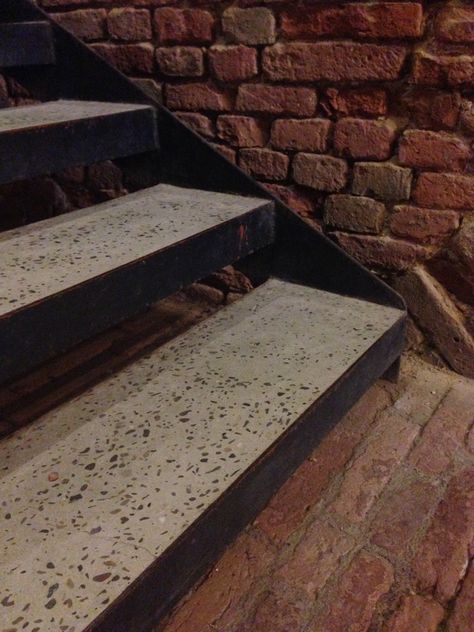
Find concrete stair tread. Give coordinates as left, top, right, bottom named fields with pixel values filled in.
left=0, top=183, right=272, bottom=318
left=0, top=21, right=55, bottom=68
left=0, top=278, right=402, bottom=631
left=0, top=99, right=157, bottom=185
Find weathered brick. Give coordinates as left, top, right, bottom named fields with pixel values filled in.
left=412, top=51, right=474, bottom=87
left=91, top=43, right=154, bottom=74
left=324, top=195, right=385, bottom=234
left=310, top=551, right=394, bottom=632
left=264, top=185, right=315, bottom=217
left=323, top=87, right=388, bottom=118
left=293, top=154, right=348, bottom=192
left=156, top=47, right=203, bottom=77
left=411, top=468, right=474, bottom=603
left=414, top=173, right=474, bottom=210
left=54, top=9, right=106, bottom=41
left=409, top=382, right=474, bottom=475
left=370, top=479, right=438, bottom=556
left=394, top=268, right=474, bottom=378
left=384, top=595, right=445, bottom=632
left=461, top=99, right=474, bottom=134
left=281, top=3, right=423, bottom=40
left=275, top=520, right=354, bottom=599
left=247, top=588, right=310, bottom=632
left=390, top=205, right=460, bottom=244
left=163, top=528, right=275, bottom=632
left=263, top=42, right=407, bottom=82
left=256, top=384, right=391, bottom=544
left=392, top=358, right=453, bottom=426
left=239, top=148, right=288, bottom=181
left=399, top=130, right=471, bottom=171
left=334, top=118, right=397, bottom=160
left=352, top=162, right=412, bottom=201
left=437, top=6, right=474, bottom=43
left=166, top=83, right=232, bottom=112
left=400, top=88, right=461, bottom=130
left=222, top=7, right=275, bottom=45
left=154, top=8, right=214, bottom=44
left=176, top=112, right=214, bottom=139
left=447, top=561, right=474, bottom=632
left=271, top=119, right=330, bottom=153
left=209, top=46, right=257, bottom=82
left=108, top=8, right=151, bottom=41
left=329, top=411, right=419, bottom=522
left=237, top=84, right=317, bottom=117
left=336, top=233, right=428, bottom=271
left=217, top=116, right=265, bottom=148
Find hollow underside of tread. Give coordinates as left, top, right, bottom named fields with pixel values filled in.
left=0, top=278, right=403, bottom=631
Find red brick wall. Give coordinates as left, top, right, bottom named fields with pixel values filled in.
left=40, top=1, right=474, bottom=377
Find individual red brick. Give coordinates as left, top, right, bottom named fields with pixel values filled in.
left=370, top=479, right=438, bottom=556
left=209, top=46, right=257, bottom=82
left=236, top=84, right=317, bottom=117
left=154, top=8, right=214, bottom=44
left=281, top=3, right=423, bottom=40
left=163, top=528, right=276, bottom=632
left=156, top=47, right=203, bottom=77
left=275, top=519, right=354, bottom=598
left=399, top=130, right=471, bottom=171
left=222, top=7, right=276, bottom=45
left=390, top=205, right=460, bottom=245
left=166, top=83, right=232, bottom=112
left=414, top=173, right=474, bottom=210
left=217, top=116, right=265, bottom=148
left=336, top=233, right=428, bottom=271
left=329, top=411, right=419, bottom=522
left=263, top=42, right=407, bottom=82
left=411, top=468, right=474, bottom=603
left=437, top=6, right=474, bottom=43
left=352, top=162, right=412, bottom=201
left=394, top=269, right=474, bottom=378
left=412, top=51, right=474, bottom=87
left=324, top=195, right=385, bottom=234
left=270, top=119, right=330, bottom=153
left=54, top=9, right=106, bottom=41
left=334, top=118, right=396, bottom=160
left=310, top=551, right=394, bottom=632
left=323, top=87, right=388, bottom=118
left=239, top=148, right=289, bottom=181
left=175, top=112, right=214, bottom=139
left=91, top=43, right=154, bottom=74
left=264, top=184, right=315, bottom=217
left=461, top=99, right=474, bottom=134
left=293, top=154, right=348, bottom=192
left=107, top=8, right=151, bottom=41
left=248, top=587, right=310, bottom=632
left=256, top=384, right=391, bottom=544
left=384, top=594, right=445, bottom=632
left=409, top=382, right=474, bottom=476
left=447, top=561, right=474, bottom=631
left=400, top=88, right=461, bottom=130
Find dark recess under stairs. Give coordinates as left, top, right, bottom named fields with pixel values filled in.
left=0, top=2, right=406, bottom=631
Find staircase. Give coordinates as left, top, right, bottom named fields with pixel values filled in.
left=0, top=2, right=406, bottom=631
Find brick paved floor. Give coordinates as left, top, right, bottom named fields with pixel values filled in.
left=156, top=356, right=474, bottom=632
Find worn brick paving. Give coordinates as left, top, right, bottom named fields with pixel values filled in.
left=157, top=357, right=474, bottom=632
